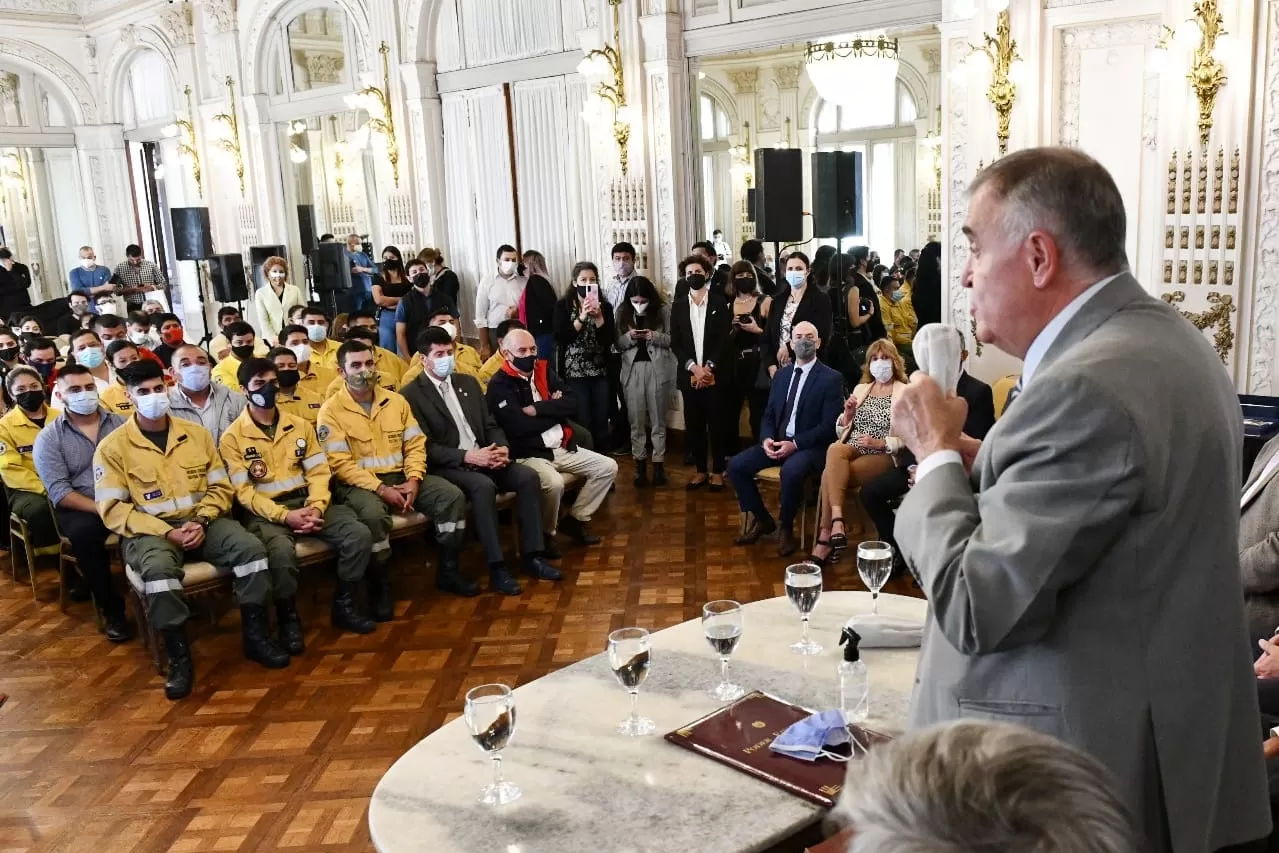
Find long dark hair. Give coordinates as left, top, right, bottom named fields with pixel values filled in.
left=616, top=277, right=666, bottom=332
left=560, top=261, right=600, bottom=308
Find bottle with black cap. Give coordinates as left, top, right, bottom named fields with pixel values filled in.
left=838, top=627, right=869, bottom=724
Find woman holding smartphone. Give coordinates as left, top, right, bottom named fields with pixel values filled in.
left=615, top=278, right=674, bottom=487
left=722, top=261, right=772, bottom=451
left=554, top=262, right=616, bottom=454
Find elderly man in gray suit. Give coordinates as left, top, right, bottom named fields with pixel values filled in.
left=891, top=147, right=1270, bottom=853
left=1241, top=434, right=1279, bottom=646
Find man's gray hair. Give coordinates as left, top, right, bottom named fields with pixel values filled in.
left=970, top=146, right=1129, bottom=276
left=836, top=720, right=1138, bottom=853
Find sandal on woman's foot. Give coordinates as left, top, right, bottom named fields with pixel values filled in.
left=708, top=475, right=725, bottom=492
left=829, top=517, right=849, bottom=550
left=809, top=539, right=833, bottom=566
left=687, top=475, right=708, bottom=491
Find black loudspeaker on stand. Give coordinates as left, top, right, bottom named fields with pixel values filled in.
left=249, top=244, right=287, bottom=292
left=171, top=207, right=213, bottom=261
left=811, top=151, right=864, bottom=239
left=297, top=205, right=318, bottom=254
left=207, top=253, right=249, bottom=303
left=753, top=149, right=804, bottom=243
left=310, top=242, right=352, bottom=318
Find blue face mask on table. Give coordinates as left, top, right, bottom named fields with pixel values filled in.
left=769, top=709, right=852, bottom=762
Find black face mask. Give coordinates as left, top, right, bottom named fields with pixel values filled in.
left=15, top=389, right=44, bottom=413
left=734, top=277, right=755, bottom=295
left=277, top=369, right=300, bottom=389
left=248, top=384, right=278, bottom=409
left=411, top=273, right=430, bottom=290
left=0, top=346, right=18, bottom=362
left=686, top=274, right=707, bottom=291
left=511, top=354, right=537, bottom=374
left=231, top=345, right=255, bottom=362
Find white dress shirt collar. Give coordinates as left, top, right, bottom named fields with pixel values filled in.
left=1020, top=273, right=1123, bottom=388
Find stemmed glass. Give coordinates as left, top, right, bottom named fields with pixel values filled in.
left=464, top=683, right=521, bottom=805
left=703, top=600, right=745, bottom=701
left=857, top=541, right=894, bottom=616
left=608, top=627, right=656, bottom=736
left=785, top=562, right=823, bottom=655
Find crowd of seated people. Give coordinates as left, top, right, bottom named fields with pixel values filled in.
left=0, top=234, right=961, bottom=705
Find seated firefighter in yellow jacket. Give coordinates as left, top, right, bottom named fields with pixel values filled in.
left=220, top=356, right=378, bottom=644
left=317, top=339, right=467, bottom=621
left=93, top=359, right=290, bottom=702
left=0, top=366, right=60, bottom=549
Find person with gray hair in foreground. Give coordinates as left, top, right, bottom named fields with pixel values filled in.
left=890, top=146, right=1269, bottom=852
left=834, top=721, right=1139, bottom=853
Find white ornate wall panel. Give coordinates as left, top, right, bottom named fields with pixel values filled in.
left=441, top=93, right=478, bottom=328
left=565, top=74, right=608, bottom=276
left=434, top=0, right=465, bottom=73
left=459, top=0, right=564, bottom=68
left=1245, top=0, right=1279, bottom=394
left=513, top=77, right=575, bottom=287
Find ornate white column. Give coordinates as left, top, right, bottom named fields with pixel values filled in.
left=72, top=124, right=135, bottom=268
left=400, top=60, right=448, bottom=252
left=241, top=92, right=288, bottom=248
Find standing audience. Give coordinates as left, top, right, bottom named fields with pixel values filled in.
left=615, top=278, right=674, bottom=487
left=672, top=254, right=731, bottom=490
left=554, top=262, right=615, bottom=454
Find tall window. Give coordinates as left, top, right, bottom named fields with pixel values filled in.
left=700, top=93, right=733, bottom=249
left=812, top=80, right=918, bottom=255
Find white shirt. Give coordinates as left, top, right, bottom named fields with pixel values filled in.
left=1243, top=452, right=1279, bottom=508
left=475, top=272, right=527, bottom=330
left=432, top=374, right=477, bottom=451
left=687, top=295, right=709, bottom=368
left=603, top=276, right=631, bottom=311
left=916, top=274, right=1123, bottom=484
left=783, top=361, right=814, bottom=439
left=528, top=375, right=564, bottom=449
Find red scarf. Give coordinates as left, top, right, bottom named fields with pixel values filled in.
left=500, top=359, right=572, bottom=447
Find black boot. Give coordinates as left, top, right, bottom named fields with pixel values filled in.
left=101, top=603, right=134, bottom=643
left=366, top=564, right=395, bottom=622
left=436, top=549, right=480, bottom=597
left=160, top=625, right=194, bottom=700
left=652, top=462, right=667, bottom=487
left=65, top=569, right=91, bottom=603
left=331, top=579, right=375, bottom=634
left=633, top=459, right=649, bottom=488
left=275, top=598, right=305, bottom=656
left=241, top=604, right=290, bottom=669
left=489, top=564, right=522, bottom=596
left=559, top=515, right=601, bottom=546
left=542, top=534, right=562, bottom=561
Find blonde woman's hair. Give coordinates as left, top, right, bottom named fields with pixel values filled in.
left=860, top=338, right=908, bottom=385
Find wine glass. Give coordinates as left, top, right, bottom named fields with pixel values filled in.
left=784, top=562, right=823, bottom=655
left=703, top=600, right=745, bottom=701
left=464, top=683, right=521, bottom=805
left=608, top=627, right=656, bottom=736
left=857, top=541, right=894, bottom=616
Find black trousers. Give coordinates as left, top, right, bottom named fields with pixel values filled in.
left=56, top=508, right=124, bottom=615
left=721, top=378, right=769, bottom=453
left=433, top=464, right=544, bottom=566
left=682, top=386, right=725, bottom=474
left=607, top=352, right=628, bottom=448
left=860, top=465, right=911, bottom=549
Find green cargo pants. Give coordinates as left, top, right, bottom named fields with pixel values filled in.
left=334, top=472, right=467, bottom=565
left=245, top=494, right=372, bottom=584
left=10, top=489, right=57, bottom=548
left=122, top=517, right=272, bottom=630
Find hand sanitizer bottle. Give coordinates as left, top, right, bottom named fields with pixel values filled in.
left=838, top=627, right=869, bottom=724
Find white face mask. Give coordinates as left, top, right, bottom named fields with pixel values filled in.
left=63, top=389, right=100, bottom=416
left=97, top=302, right=117, bottom=315
left=870, top=359, right=894, bottom=384
left=289, top=343, right=312, bottom=365
left=498, top=260, right=517, bottom=276
left=630, top=300, right=649, bottom=316
left=268, top=270, right=286, bottom=282
left=80, top=259, right=95, bottom=270
left=439, top=322, right=458, bottom=341
left=133, top=392, right=170, bottom=420
left=129, top=330, right=153, bottom=347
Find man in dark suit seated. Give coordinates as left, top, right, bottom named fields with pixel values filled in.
left=861, top=330, right=995, bottom=569
left=400, top=326, right=559, bottom=597
left=727, top=321, right=844, bottom=556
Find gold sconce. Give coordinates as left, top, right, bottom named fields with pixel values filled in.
left=212, top=77, right=245, bottom=195
left=162, top=85, right=203, bottom=198
left=0, top=150, right=28, bottom=201
left=578, top=0, right=634, bottom=175
left=330, top=116, right=346, bottom=204
left=964, top=9, right=1022, bottom=157
left=730, top=122, right=754, bottom=187
left=344, top=42, right=400, bottom=188
left=1150, top=0, right=1230, bottom=149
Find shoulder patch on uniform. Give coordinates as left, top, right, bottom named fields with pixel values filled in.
left=309, top=403, right=321, bottom=409
left=317, top=424, right=330, bottom=441
left=93, top=464, right=105, bottom=482
left=498, top=400, right=507, bottom=409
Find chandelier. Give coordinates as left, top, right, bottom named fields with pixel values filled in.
left=804, top=34, right=900, bottom=111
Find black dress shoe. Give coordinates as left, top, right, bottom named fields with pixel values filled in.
left=734, top=515, right=778, bottom=546
left=542, top=535, right=562, bottom=561
left=559, top=516, right=601, bottom=546
left=522, top=556, right=562, bottom=581
left=652, top=462, right=667, bottom=487
left=489, top=568, right=522, bottom=596
left=776, top=528, right=798, bottom=557
left=633, top=460, right=649, bottom=488
left=161, top=626, right=194, bottom=700
left=101, top=608, right=134, bottom=643
left=65, top=573, right=91, bottom=603
left=686, top=476, right=708, bottom=491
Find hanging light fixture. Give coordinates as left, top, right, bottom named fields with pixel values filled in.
left=804, top=34, right=900, bottom=111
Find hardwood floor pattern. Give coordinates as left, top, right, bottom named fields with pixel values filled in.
left=0, top=464, right=921, bottom=853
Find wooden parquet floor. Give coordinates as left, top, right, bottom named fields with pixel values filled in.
left=0, top=462, right=921, bottom=853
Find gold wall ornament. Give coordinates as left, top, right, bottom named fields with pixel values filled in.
left=329, top=116, right=345, bottom=204
left=1161, top=290, right=1236, bottom=362
left=967, top=10, right=1021, bottom=156
left=165, top=84, right=203, bottom=198
left=1229, top=147, right=1240, bottom=212
left=1180, top=226, right=1190, bottom=249
left=1197, top=155, right=1208, bottom=213
left=1167, top=152, right=1177, bottom=215
left=1164, top=261, right=1174, bottom=283
left=1208, top=261, right=1218, bottom=284
left=1187, top=0, right=1228, bottom=150
left=970, top=317, right=982, bottom=356
left=1178, top=261, right=1188, bottom=284
left=1226, top=225, right=1236, bottom=249
left=1182, top=154, right=1192, bottom=214
left=1162, top=290, right=1187, bottom=304
left=346, top=42, right=400, bottom=188
left=212, top=76, right=245, bottom=195
left=1211, top=225, right=1220, bottom=249
left=1225, top=260, right=1234, bottom=285
left=1195, top=226, right=1205, bottom=249
left=1213, top=146, right=1224, bottom=213
left=579, top=0, right=632, bottom=176
left=1165, top=227, right=1175, bottom=249
left=1193, top=260, right=1203, bottom=284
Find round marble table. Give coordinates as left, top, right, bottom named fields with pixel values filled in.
left=369, top=591, right=927, bottom=853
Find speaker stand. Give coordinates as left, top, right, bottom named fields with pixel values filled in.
left=193, top=259, right=215, bottom=354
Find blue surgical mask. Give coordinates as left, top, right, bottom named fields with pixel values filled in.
left=888, top=290, right=904, bottom=303
left=785, top=270, right=806, bottom=289
left=769, top=709, right=853, bottom=763
left=179, top=364, right=211, bottom=392
left=77, top=346, right=104, bottom=369
left=430, top=354, right=455, bottom=379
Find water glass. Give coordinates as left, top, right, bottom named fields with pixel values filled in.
left=784, top=562, right=823, bottom=655
left=464, top=683, right=522, bottom=805
left=608, top=627, right=656, bottom=736
left=703, top=600, right=745, bottom=701
left=857, top=541, right=894, bottom=615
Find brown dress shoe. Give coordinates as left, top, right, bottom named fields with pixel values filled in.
left=776, top=528, right=798, bottom=557
left=733, top=515, right=777, bottom=545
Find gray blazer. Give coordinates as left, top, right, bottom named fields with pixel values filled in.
left=615, top=303, right=676, bottom=388
left=1240, top=433, right=1279, bottom=644
left=898, top=273, right=1270, bottom=853
left=168, top=383, right=246, bottom=445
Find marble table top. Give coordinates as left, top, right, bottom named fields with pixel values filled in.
left=369, top=591, right=928, bottom=853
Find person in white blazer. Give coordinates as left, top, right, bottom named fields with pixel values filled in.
left=254, top=256, right=305, bottom=345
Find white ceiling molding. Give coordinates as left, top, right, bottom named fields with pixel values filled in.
left=0, top=37, right=97, bottom=123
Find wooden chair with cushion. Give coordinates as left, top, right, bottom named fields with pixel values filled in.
left=739, top=466, right=810, bottom=551
left=47, top=502, right=119, bottom=621
left=9, top=512, right=62, bottom=600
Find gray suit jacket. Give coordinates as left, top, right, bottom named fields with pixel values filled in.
left=898, top=273, right=1270, bottom=853
left=399, top=371, right=507, bottom=471
left=1240, top=433, right=1279, bottom=644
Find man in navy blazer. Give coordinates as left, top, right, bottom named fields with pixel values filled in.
left=727, top=321, right=844, bottom=556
